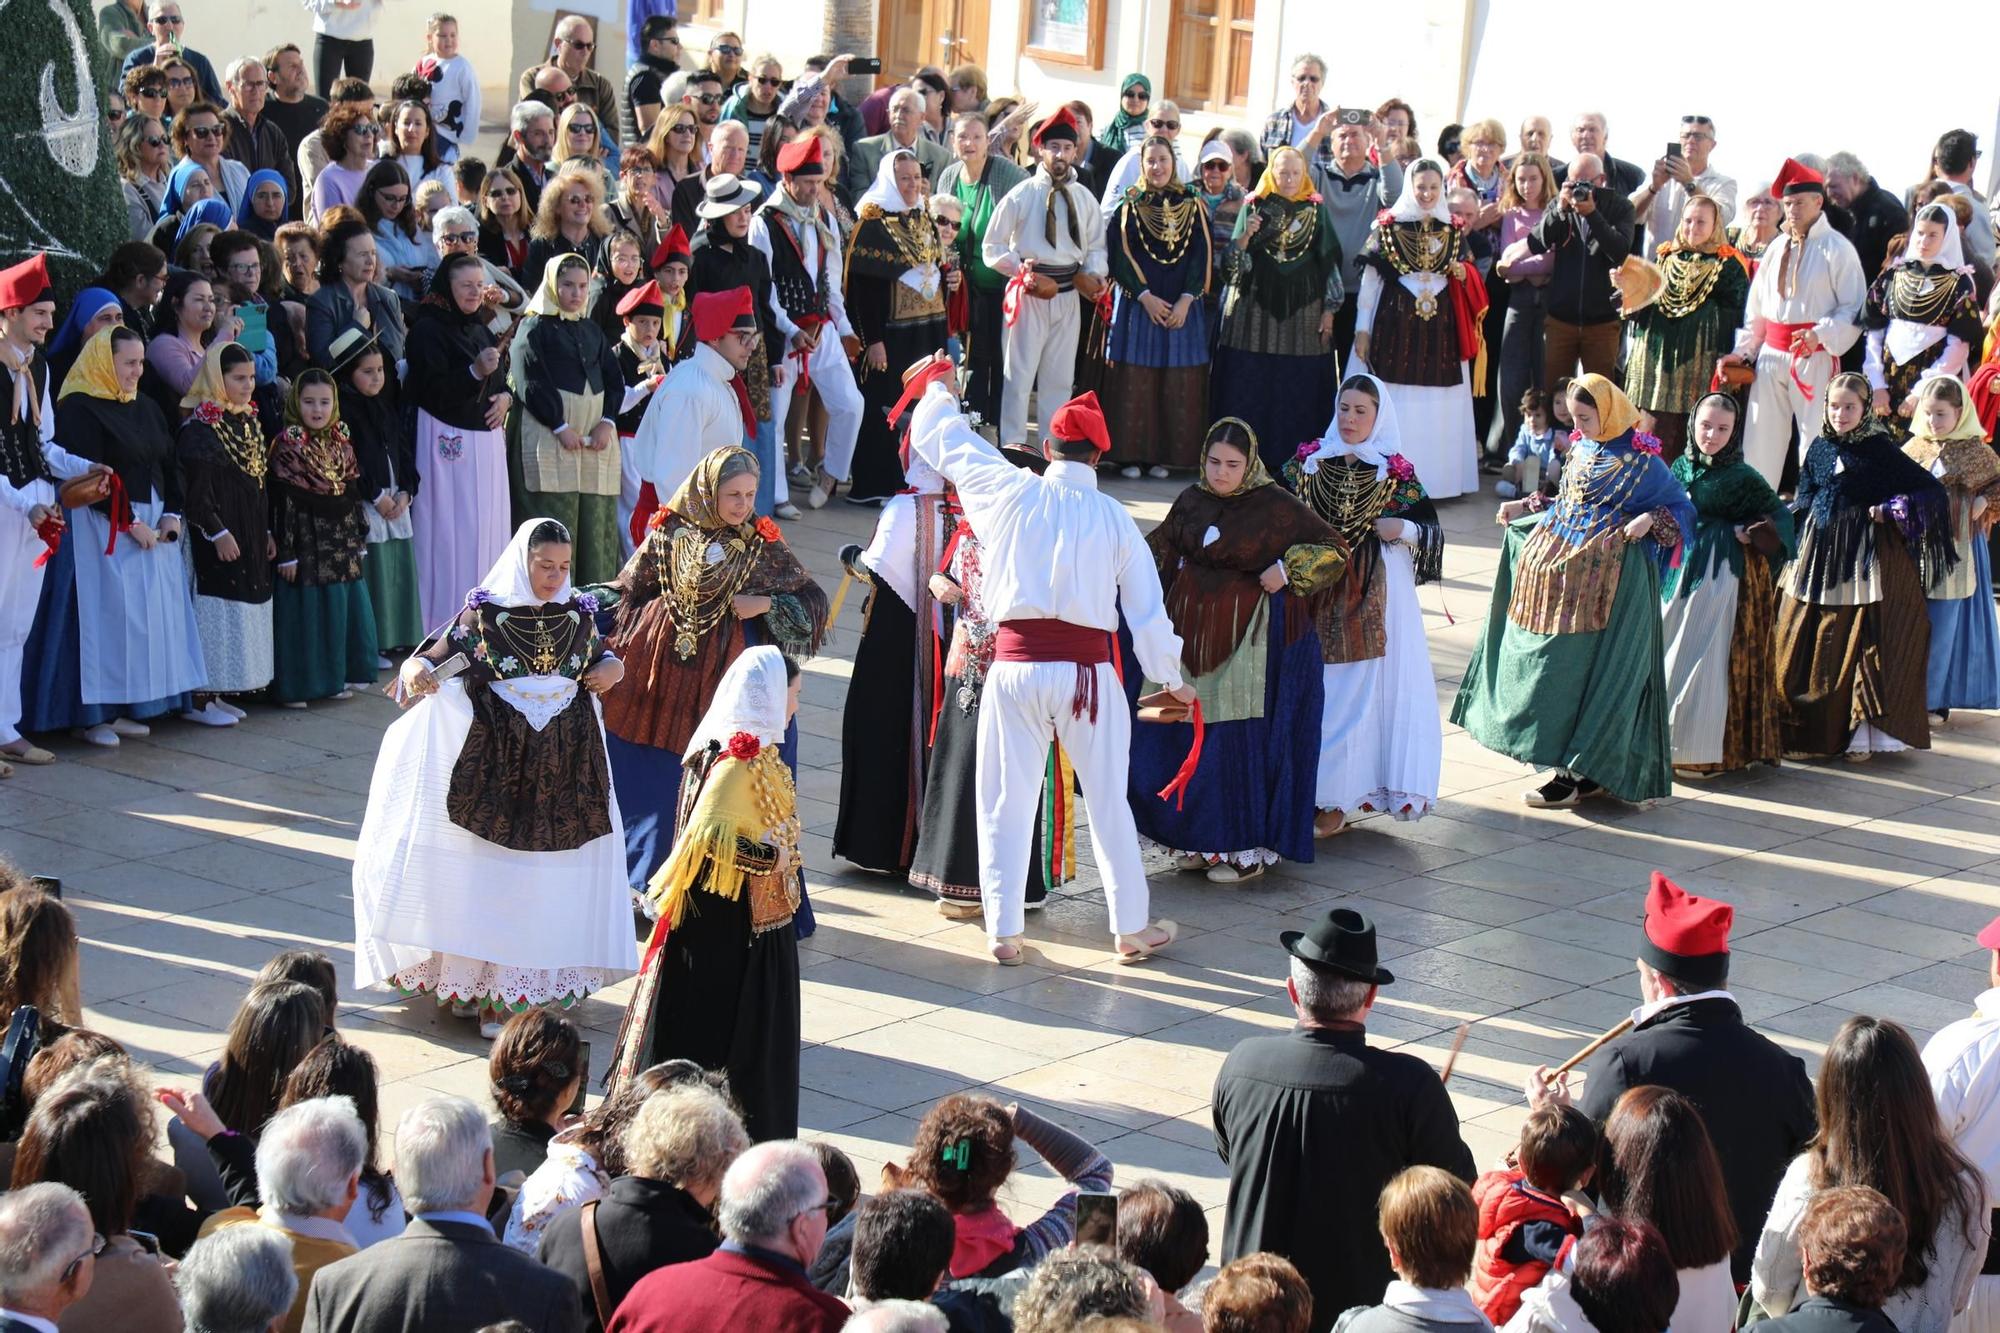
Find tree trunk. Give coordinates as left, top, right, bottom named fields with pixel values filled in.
left=821, top=0, right=875, bottom=109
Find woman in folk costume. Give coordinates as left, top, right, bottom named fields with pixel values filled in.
left=609, top=645, right=805, bottom=1141
left=832, top=425, right=952, bottom=874
left=1866, top=205, right=1984, bottom=438
left=1210, top=145, right=1344, bottom=478
left=509, top=253, right=637, bottom=587
left=1288, top=373, right=1445, bottom=834
left=23, top=327, right=206, bottom=748
left=1451, top=374, right=1694, bottom=808
left=331, top=329, right=424, bottom=655
left=174, top=340, right=273, bottom=727
left=1354, top=158, right=1486, bottom=500
left=1901, top=375, right=2000, bottom=715
left=356, top=517, right=632, bottom=1039
left=844, top=147, right=951, bottom=502
left=1777, top=373, right=1953, bottom=759
left=1660, top=392, right=1795, bottom=777
left=405, top=252, right=514, bottom=634
left=598, top=445, right=827, bottom=899
left=267, top=369, right=380, bottom=706
left=909, top=440, right=1079, bottom=918
left=1130, top=418, right=1346, bottom=883
left=1103, top=134, right=1212, bottom=476
left=1623, top=196, right=1752, bottom=463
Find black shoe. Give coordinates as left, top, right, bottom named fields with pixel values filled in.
left=1572, top=777, right=1603, bottom=800
left=1524, top=773, right=1580, bottom=808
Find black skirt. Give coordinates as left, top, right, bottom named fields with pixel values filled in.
left=1369, top=279, right=1463, bottom=387
left=833, top=581, right=920, bottom=871
left=908, top=672, right=1053, bottom=906
left=850, top=320, right=948, bottom=502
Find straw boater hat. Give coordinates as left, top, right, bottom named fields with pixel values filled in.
left=1611, top=254, right=1666, bottom=315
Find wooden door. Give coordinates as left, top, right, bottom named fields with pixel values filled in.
left=1166, top=0, right=1255, bottom=112
left=877, top=0, right=989, bottom=80
left=877, top=0, right=929, bottom=80
left=938, top=0, right=989, bottom=68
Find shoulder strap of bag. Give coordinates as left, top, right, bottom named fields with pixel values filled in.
left=579, top=1199, right=614, bottom=1327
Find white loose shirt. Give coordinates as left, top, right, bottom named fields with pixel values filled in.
left=1732, top=213, right=1867, bottom=360
left=628, top=343, right=745, bottom=499
left=908, top=384, right=1183, bottom=689
left=749, top=204, right=855, bottom=341
left=1928, top=987, right=2000, bottom=1206
left=981, top=171, right=1108, bottom=278
left=1634, top=167, right=1740, bottom=249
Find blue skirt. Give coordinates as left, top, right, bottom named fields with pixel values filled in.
left=1126, top=595, right=1323, bottom=865
left=1927, top=538, right=2000, bottom=710
left=21, top=532, right=192, bottom=731
left=1211, top=344, right=1340, bottom=480
left=1107, top=295, right=1211, bottom=367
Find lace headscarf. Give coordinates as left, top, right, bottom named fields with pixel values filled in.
left=683, top=643, right=789, bottom=759
left=1196, top=418, right=1273, bottom=496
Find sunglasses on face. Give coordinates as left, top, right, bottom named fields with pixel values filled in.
left=714, top=44, right=742, bottom=56
left=441, top=231, right=477, bottom=245
left=142, top=134, right=167, bottom=147
left=670, top=123, right=696, bottom=134
left=137, top=86, right=165, bottom=99
left=1149, top=119, right=1178, bottom=131
left=187, top=124, right=223, bottom=139
left=1122, top=88, right=1147, bottom=100
left=154, top=14, right=183, bottom=24
left=108, top=107, right=126, bottom=121
left=569, top=122, right=597, bottom=135
left=755, top=76, right=781, bottom=88
left=353, top=124, right=380, bottom=138
left=566, top=37, right=594, bottom=50
left=166, top=76, right=195, bottom=89
left=1200, top=160, right=1230, bottom=171
left=695, top=94, right=722, bottom=105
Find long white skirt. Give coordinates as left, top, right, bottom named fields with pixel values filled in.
left=1316, top=544, right=1441, bottom=818
left=352, top=678, right=636, bottom=1008
left=1661, top=563, right=1738, bottom=767
left=1379, top=367, right=1479, bottom=500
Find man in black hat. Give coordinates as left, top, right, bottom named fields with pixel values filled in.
left=1212, top=908, right=1474, bottom=1322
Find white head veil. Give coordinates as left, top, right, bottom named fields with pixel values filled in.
left=860, top=148, right=920, bottom=215
left=475, top=517, right=576, bottom=607
left=1389, top=157, right=1452, bottom=224
left=1887, top=203, right=1971, bottom=367
left=684, top=644, right=790, bottom=759
left=1312, top=372, right=1405, bottom=478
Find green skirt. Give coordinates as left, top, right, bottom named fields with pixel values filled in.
left=1450, top=520, right=1674, bottom=802
left=364, top=537, right=424, bottom=651
left=272, top=578, right=381, bottom=703
left=515, top=490, right=623, bottom=589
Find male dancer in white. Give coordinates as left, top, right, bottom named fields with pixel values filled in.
left=1716, top=157, right=1866, bottom=485
left=980, top=107, right=1108, bottom=449
left=907, top=358, right=1189, bottom=965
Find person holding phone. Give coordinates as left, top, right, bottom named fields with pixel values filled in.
left=1631, top=113, right=1739, bottom=253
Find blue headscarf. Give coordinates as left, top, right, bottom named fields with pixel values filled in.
left=174, top=197, right=231, bottom=247
left=46, top=288, right=122, bottom=386
left=159, top=158, right=213, bottom=221
left=234, top=169, right=289, bottom=240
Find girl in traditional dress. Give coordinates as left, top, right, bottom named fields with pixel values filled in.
left=599, top=446, right=826, bottom=896
left=1355, top=159, right=1483, bottom=500
left=509, top=253, right=630, bottom=586
left=1660, top=393, right=1795, bottom=777
left=832, top=433, right=951, bottom=875
left=845, top=149, right=949, bottom=502
left=268, top=370, right=379, bottom=706
left=1129, top=419, right=1345, bottom=883
left=689, top=182, right=786, bottom=519
left=23, top=327, right=206, bottom=747
left=1291, top=374, right=1446, bottom=834
left=1866, top=205, right=1984, bottom=439
left=355, top=517, right=632, bottom=1039
left=1777, top=373, right=1954, bottom=760
left=1452, top=373, right=1695, bottom=807
left=1902, top=375, right=2000, bottom=716
left=1624, top=197, right=1752, bottom=463
left=1103, top=136, right=1212, bottom=478
left=405, top=252, right=514, bottom=634
left=1210, top=146, right=1344, bottom=478
left=609, top=645, right=803, bottom=1141
left=331, top=330, right=423, bottom=656
left=174, top=341, right=271, bottom=727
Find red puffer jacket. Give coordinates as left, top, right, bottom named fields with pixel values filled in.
left=1468, top=1167, right=1581, bottom=1325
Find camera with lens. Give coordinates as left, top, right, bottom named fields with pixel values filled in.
left=1564, top=180, right=1597, bottom=208
left=0, top=1005, right=43, bottom=1142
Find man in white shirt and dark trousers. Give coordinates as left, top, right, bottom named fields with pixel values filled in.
left=908, top=365, right=1188, bottom=967
left=1924, top=913, right=2000, bottom=1333
left=980, top=108, right=1109, bottom=450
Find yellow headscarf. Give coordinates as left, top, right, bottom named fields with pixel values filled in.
left=525, top=253, right=589, bottom=320
left=1250, top=146, right=1317, bottom=204
left=1569, top=372, right=1642, bottom=441
left=1908, top=376, right=1991, bottom=445
left=58, top=326, right=134, bottom=403
left=180, top=340, right=256, bottom=414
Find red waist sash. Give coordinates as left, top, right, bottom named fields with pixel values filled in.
left=1765, top=321, right=1822, bottom=401
left=994, top=619, right=1114, bottom=720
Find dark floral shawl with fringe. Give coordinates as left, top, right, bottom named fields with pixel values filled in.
left=1790, top=420, right=1954, bottom=599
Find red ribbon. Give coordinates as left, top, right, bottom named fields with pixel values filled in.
left=101, top=473, right=131, bottom=556
left=1767, top=322, right=1821, bottom=402
left=629, top=481, right=659, bottom=547
left=886, top=354, right=957, bottom=430
left=32, top=514, right=62, bottom=568
left=1002, top=269, right=1032, bottom=327
left=729, top=373, right=757, bottom=438
left=1155, top=697, right=1205, bottom=811
left=791, top=315, right=829, bottom=394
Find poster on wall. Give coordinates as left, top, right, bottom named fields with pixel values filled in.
left=1022, top=0, right=1106, bottom=68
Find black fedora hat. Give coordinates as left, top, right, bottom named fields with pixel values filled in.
left=1280, top=908, right=1393, bottom=985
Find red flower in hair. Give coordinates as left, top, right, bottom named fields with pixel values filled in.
left=192, top=401, right=223, bottom=426
left=754, top=516, right=784, bottom=542
left=646, top=506, right=675, bottom=531
left=1633, top=431, right=1663, bottom=457
left=725, top=731, right=761, bottom=761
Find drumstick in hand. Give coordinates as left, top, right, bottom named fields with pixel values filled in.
left=1438, top=1022, right=1471, bottom=1084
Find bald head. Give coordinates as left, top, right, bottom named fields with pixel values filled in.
left=553, top=15, right=595, bottom=76
left=709, top=118, right=749, bottom=175
left=535, top=66, right=573, bottom=96
left=1569, top=153, right=1605, bottom=185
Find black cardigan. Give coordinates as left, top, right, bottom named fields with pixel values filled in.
left=403, top=303, right=504, bottom=431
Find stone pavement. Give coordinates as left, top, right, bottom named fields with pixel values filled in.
left=6, top=471, right=1999, bottom=1267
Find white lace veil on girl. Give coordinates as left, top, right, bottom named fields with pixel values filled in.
left=684, top=644, right=790, bottom=760
left=474, top=517, right=577, bottom=608
left=1388, top=157, right=1452, bottom=225
left=1305, top=371, right=1405, bottom=477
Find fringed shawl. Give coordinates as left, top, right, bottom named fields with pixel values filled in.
left=644, top=744, right=798, bottom=933
left=1790, top=423, right=1954, bottom=600
left=1230, top=194, right=1342, bottom=322
left=1538, top=433, right=1695, bottom=577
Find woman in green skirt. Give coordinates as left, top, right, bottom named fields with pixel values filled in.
left=509, top=252, right=629, bottom=586
left=269, top=370, right=380, bottom=705
left=331, top=328, right=423, bottom=654
left=1451, top=372, right=1695, bottom=808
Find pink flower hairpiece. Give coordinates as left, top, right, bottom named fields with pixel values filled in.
left=1633, top=431, right=1663, bottom=456
left=1387, top=454, right=1415, bottom=481
left=1295, top=438, right=1323, bottom=462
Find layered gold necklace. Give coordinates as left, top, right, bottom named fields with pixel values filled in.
left=1125, top=190, right=1201, bottom=268
left=1305, top=456, right=1395, bottom=550
left=292, top=425, right=351, bottom=487
left=658, top=523, right=765, bottom=659
left=1264, top=200, right=1320, bottom=263
left=1381, top=219, right=1455, bottom=278
left=491, top=606, right=577, bottom=676
left=878, top=210, right=940, bottom=271
left=1653, top=250, right=1727, bottom=320
left=1887, top=263, right=1961, bottom=326
left=215, top=411, right=267, bottom=482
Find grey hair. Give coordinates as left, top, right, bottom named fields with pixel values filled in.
left=1290, top=956, right=1373, bottom=1022
left=715, top=449, right=761, bottom=485
left=1827, top=150, right=1869, bottom=182
left=224, top=56, right=264, bottom=87
left=1011, top=1250, right=1149, bottom=1333
left=511, top=100, right=555, bottom=135
left=396, top=1095, right=492, bottom=1214
left=1289, top=53, right=1327, bottom=79
left=844, top=1301, right=949, bottom=1333
left=431, top=204, right=478, bottom=243
left=624, top=1083, right=749, bottom=1189
left=0, top=1183, right=91, bottom=1301
left=555, top=13, right=593, bottom=39
left=1218, top=127, right=1259, bottom=162
left=255, top=1095, right=368, bottom=1216
left=889, top=87, right=925, bottom=115
left=177, top=1225, right=299, bottom=1333
left=717, top=1140, right=824, bottom=1245
left=1795, top=151, right=1830, bottom=174
left=1574, top=111, right=1608, bottom=132
left=1154, top=99, right=1182, bottom=123
left=711, top=120, right=749, bottom=149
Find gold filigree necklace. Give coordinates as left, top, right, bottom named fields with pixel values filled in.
left=659, top=523, right=764, bottom=659
left=491, top=606, right=576, bottom=675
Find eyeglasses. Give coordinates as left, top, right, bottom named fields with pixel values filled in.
left=166, top=75, right=195, bottom=89
left=61, top=1234, right=107, bottom=1285
left=154, top=14, right=183, bottom=24
left=1148, top=119, right=1179, bottom=131
left=755, top=76, right=781, bottom=88
left=792, top=1199, right=836, bottom=1220
left=713, top=44, right=743, bottom=56
left=238, top=77, right=268, bottom=91
left=694, top=94, right=723, bottom=105
left=187, top=124, right=223, bottom=140
left=352, top=124, right=380, bottom=138
left=226, top=260, right=261, bottom=276
left=566, top=37, right=594, bottom=51
left=935, top=219, right=960, bottom=230
left=440, top=231, right=477, bottom=245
